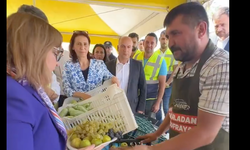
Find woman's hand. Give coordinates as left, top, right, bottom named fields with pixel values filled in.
left=73, top=92, right=91, bottom=100
left=79, top=92, right=91, bottom=100
left=78, top=144, right=105, bottom=150
left=111, top=76, right=120, bottom=87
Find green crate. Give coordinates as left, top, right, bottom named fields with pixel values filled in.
left=124, top=115, right=167, bottom=144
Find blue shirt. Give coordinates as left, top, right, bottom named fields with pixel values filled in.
left=143, top=59, right=167, bottom=76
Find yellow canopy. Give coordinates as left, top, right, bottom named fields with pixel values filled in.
left=7, top=0, right=186, bottom=48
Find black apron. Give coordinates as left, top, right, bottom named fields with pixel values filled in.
left=169, top=40, right=229, bottom=150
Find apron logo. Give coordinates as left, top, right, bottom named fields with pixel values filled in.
left=173, top=99, right=190, bottom=110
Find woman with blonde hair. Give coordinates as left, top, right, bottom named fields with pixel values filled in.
left=7, top=12, right=104, bottom=150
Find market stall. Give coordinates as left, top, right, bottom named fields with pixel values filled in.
left=7, top=0, right=186, bottom=48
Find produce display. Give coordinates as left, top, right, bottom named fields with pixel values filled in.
left=67, top=120, right=123, bottom=149
left=59, top=102, right=93, bottom=118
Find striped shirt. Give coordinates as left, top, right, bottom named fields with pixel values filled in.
left=174, top=48, right=229, bottom=132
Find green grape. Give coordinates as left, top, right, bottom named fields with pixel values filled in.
left=85, top=127, right=89, bottom=131
left=96, top=134, right=102, bottom=139
left=82, top=130, right=86, bottom=134
left=80, top=134, right=85, bottom=139
left=75, top=130, right=80, bottom=135
left=86, top=133, right=92, bottom=137
left=89, top=126, right=94, bottom=131
left=97, top=129, right=104, bottom=134
left=89, top=128, right=94, bottom=133
left=104, top=128, right=109, bottom=133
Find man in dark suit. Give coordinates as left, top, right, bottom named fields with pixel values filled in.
left=106, top=36, right=147, bottom=114
left=212, top=6, right=229, bottom=52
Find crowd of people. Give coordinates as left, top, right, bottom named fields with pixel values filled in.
left=7, top=1, right=229, bottom=150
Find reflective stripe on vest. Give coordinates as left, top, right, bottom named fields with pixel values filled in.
left=147, top=56, right=161, bottom=81
left=155, top=49, right=175, bottom=74
left=133, top=49, right=141, bottom=59
left=165, top=54, right=174, bottom=74
left=134, top=52, right=163, bottom=82
left=134, top=53, right=140, bottom=60
left=134, top=52, right=164, bottom=100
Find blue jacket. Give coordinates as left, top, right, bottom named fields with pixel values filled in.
left=7, top=75, right=66, bottom=150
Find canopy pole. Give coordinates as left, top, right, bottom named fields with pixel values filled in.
left=33, top=0, right=36, bottom=6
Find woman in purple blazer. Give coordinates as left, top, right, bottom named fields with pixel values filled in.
left=7, top=12, right=104, bottom=150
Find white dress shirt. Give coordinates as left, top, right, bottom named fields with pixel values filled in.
left=116, top=59, right=130, bottom=94
left=51, top=72, right=60, bottom=103
left=53, top=50, right=70, bottom=95
left=217, top=36, right=229, bottom=50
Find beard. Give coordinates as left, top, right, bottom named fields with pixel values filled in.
left=132, top=46, right=137, bottom=52
left=161, top=44, right=167, bottom=50
left=170, top=43, right=197, bottom=62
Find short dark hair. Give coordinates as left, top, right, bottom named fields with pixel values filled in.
left=163, top=2, right=209, bottom=34
left=69, top=32, right=91, bottom=63
left=145, top=33, right=158, bottom=44
left=128, top=32, right=139, bottom=41
left=92, top=44, right=109, bottom=62
left=140, top=39, right=144, bottom=42
left=17, top=4, right=48, bottom=22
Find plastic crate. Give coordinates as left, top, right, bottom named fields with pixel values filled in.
left=124, top=114, right=168, bottom=144
left=61, top=79, right=113, bottom=107
left=59, top=84, right=138, bottom=150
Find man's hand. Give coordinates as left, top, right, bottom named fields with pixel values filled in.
left=165, top=82, right=170, bottom=88
left=137, top=132, right=159, bottom=144
left=137, top=111, right=144, bottom=114
left=152, top=102, right=160, bottom=113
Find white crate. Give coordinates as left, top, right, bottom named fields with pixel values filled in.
left=61, top=84, right=138, bottom=150
left=61, top=79, right=113, bottom=107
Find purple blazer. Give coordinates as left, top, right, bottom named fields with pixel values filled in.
left=7, top=75, right=66, bottom=150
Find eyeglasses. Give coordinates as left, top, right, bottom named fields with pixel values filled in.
left=73, top=30, right=89, bottom=34
left=53, top=47, right=64, bottom=62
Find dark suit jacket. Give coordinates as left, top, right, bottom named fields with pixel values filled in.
left=106, top=58, right=147, bottom=114
left=224, top=40, right=229, bottom=52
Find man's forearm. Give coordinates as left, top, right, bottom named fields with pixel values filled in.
left=155, top=113, right=170, bottom=136
left=156, top=80, right=165, bottom=103
left=152, top=126, right=213, bottom=150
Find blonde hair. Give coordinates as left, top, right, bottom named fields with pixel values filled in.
left=7, top=12, right=62, bottom=89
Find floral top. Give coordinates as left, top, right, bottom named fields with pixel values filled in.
left=62, top=59, right=113, bottom=97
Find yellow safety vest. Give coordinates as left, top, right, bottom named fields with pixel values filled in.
left=132, top=49, right=142, bottom=59
left=155, top=49, right=175, bottom=74
left=134, top=51, right=164, bottom=100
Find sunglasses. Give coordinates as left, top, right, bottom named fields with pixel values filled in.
left=53, top=47, right=64, bottom=62
left=73, top=30, right=89, bottom=34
